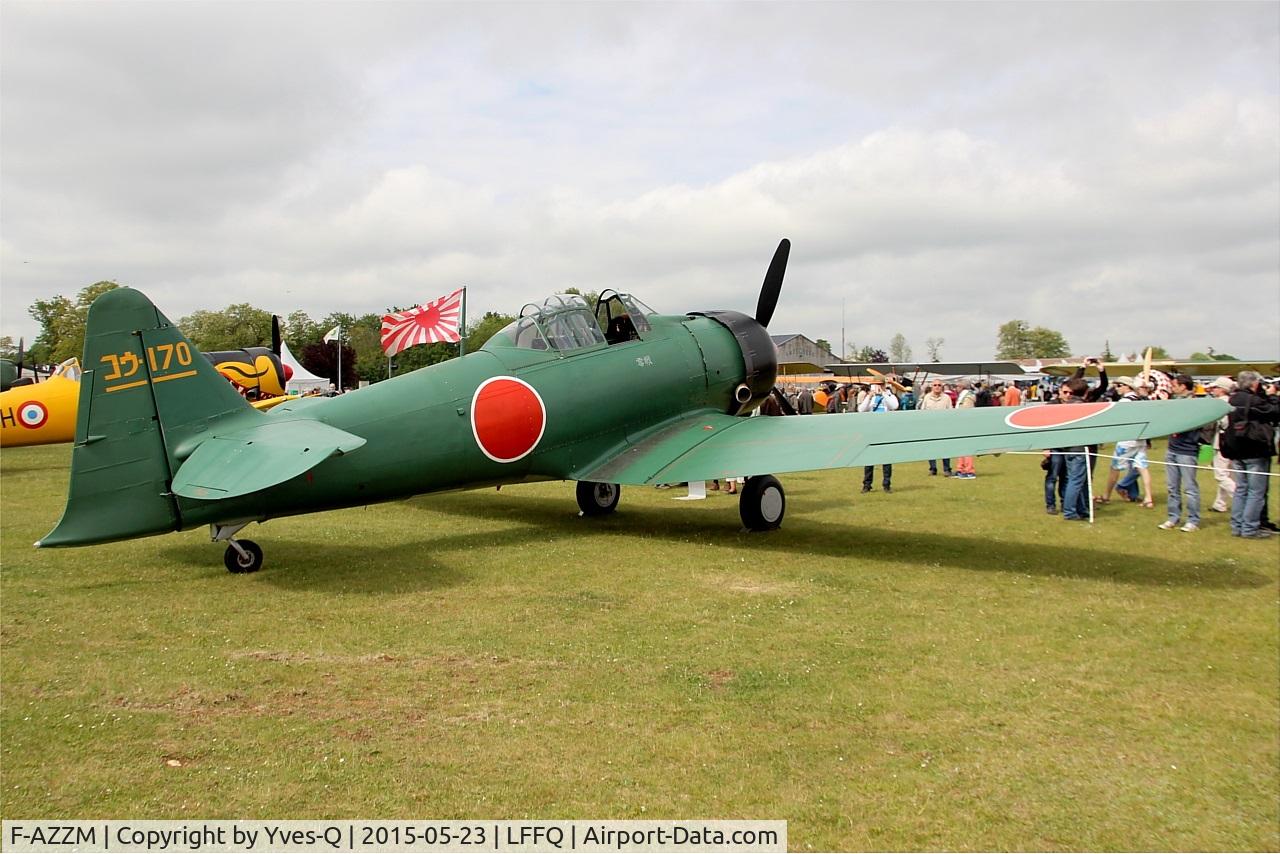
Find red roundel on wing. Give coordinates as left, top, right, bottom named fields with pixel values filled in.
left=1006, top=402, right=1114, bottom=429
left=471, top=377, right=546, bottom=463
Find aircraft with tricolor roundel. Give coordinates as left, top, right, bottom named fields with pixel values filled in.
left=0, top=325, right=294, bottom=449
left=37, top=239, right=1227, bottom=573
left=0, top=357, right=82, bottom=447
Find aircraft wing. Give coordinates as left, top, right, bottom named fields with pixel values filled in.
left=1039, top=359, right=1280, bottom=378
left=250, top=394, right=300, bottom=412
left=825, top=361, right=1029, bottom=376
left=574, top=399, right=1227, bottom=486
left=172, top=419, right=366, bottom=499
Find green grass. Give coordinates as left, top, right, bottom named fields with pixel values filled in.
left=2, top=442, right=1278, bottom=850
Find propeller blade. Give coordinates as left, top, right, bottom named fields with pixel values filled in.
left=271, top=316, right=282, bottom=356
left=772, top=386, right=798, bottom=416
left=755, top=238, right=790, bottom=328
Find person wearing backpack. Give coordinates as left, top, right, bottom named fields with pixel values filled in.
left=1221, top=370, right=1279, bottom=539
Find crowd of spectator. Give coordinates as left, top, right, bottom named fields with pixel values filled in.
left=772, top=364, right=1278, bottom=539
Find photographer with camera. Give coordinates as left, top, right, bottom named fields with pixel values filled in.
left=1221, top=370, right=1279, bottom=539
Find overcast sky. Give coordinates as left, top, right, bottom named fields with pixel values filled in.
left=2, top=1, right=1277, bottom=361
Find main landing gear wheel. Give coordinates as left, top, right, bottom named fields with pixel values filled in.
left=223, top=540, right=264, bottom=574
left=576, top=481, right=621, bottom=516
left=740, top=474, right=785, bottom=531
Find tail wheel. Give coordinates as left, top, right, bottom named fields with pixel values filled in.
left=576, top=481, right=621, bottom=516
left=740, top=475, right=785, bottom=531
left=224, top=540, right=264, bottom=574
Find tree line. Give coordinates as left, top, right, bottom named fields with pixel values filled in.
left=8, top=282, right=1238, bottom=381
left=17, top=281, right=514, bottom=388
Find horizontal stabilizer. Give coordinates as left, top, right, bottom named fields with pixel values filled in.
left=172, top=419, right=366, bottom=500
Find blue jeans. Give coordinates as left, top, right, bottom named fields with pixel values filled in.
left=1061, top=452, right=1089, bottom=520
left=1230, top=457, right=1270, bottom=536
left=1117, top=465, right=1141, bottom=499
left=1044, top=453, right=1067, bottom=509
left=1165, top=451, right=1200, bottom=526
left=863, top=465, right=892, bottom=488
left=929, top=459, right=952, bottom=475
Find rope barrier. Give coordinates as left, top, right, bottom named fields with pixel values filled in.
left=1009, top=449, right=1280, bottom=479
left=1003, top=448, right=1276, bottom=525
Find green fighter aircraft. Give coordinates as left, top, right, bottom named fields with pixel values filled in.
left=38, top=240, right=1228, bottom=573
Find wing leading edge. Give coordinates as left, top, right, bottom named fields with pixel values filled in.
left=575, top=399, right=1228, bottom=486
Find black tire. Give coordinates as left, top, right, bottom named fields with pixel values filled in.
left=224, top=540, right=264, bottom=574
left=739, top=475, right=785, bottom=531
left=576, top=481, right=621, bottom=516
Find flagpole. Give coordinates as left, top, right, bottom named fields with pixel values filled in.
left=336, top=327, right=342, bottom=393
left=459, top=287, right=467, bottom=359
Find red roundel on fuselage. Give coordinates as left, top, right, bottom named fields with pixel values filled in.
left=1006, top=402, right=1114, bottom=429
left=18, top=400, right=48, bottom=429
left=471, top=377, right=546, bottom=463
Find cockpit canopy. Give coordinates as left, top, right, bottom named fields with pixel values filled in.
left=53, top=358, right=81, bottom=381
left=484, top=292, right=657, bottom=353
left=595, top=290, right=655, bottom=344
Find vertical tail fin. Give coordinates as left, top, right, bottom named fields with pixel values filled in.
left=38, top=288, right=258, bottom=547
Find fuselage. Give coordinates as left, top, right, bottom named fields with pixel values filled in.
left=172, top=313, right=751, bottom=530
left=0, top=374, right=79, bottom=448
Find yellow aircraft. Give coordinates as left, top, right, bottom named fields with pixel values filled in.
left=0, top=347, right=296, bottom=449
left=0, top=358, right=82, bottom=447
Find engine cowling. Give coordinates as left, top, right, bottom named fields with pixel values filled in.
left=688, top=310, right=778, bottom=415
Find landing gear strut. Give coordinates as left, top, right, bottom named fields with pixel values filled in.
left=576, top=481, right=621, bottom=516
left=212, top=523, right=265, bottom=574
left=739, top=474, right=785, bottom=531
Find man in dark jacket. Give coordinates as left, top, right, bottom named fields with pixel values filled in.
left=1050, top=377, right=1092, bottom=520
left=1222, top=370, right=1279, bottom=538
left=796, top=386, right=814, bottom=415
left=1072, top=358, right=1109, bottom=474
left=1158, top=374, right=1204, bottom=532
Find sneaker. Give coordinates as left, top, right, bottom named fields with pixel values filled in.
left=1180, top=523, right=1199, bottom=532
left=1262, top=522, right=1280, bottom=532
left=1210, top=505, right=1227, bottom=513
left=1242, top=530, right=1273, bottom=539
left=963, top=473, right=977, bottom=479
left=1157, top=520, right=1178, bottom=530
left=861, top=486, right=872, bottom=493
left=1046, top=507, right=1058, bottom=515
left=883, top=486, right=892, bottom=494
left=929, top=471, right=937, bottom=476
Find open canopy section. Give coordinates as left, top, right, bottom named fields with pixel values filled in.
left=595, top=290, right=656, bottom=344
left=483, top=292, right=657, bottom=353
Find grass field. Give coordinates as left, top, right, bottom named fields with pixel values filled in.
left=2, top=441, right=1278, bottom=850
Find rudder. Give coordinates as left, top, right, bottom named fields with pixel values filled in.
left=38, top=288, right=258, bottom=547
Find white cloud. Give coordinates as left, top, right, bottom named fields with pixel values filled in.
left=1, top=1, right=1276, bottom=361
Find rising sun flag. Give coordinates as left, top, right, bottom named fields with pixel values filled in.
left=380, top=288, right=465, bottom=357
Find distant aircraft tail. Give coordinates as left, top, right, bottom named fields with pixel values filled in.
left=38, top=288, right=259, bottom=547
